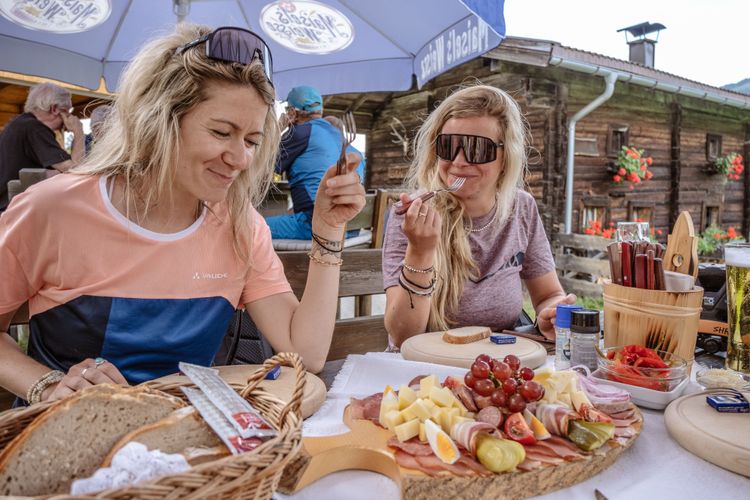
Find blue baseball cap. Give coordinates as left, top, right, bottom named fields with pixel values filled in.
left=286, top=85, right=323, bottom=112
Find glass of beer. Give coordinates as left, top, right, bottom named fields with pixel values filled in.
left=724, top=242, right=750, bottom=373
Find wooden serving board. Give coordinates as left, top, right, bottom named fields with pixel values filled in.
left=400, top=332, right=547, bottom=369
left=151, top=364, right=326, bottom=418
left=279, top=406, right=642, bottom=499
left=664, top=389, right=750, bottom=477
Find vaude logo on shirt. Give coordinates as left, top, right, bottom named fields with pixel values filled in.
left=193, top=272, right=229, bottom=280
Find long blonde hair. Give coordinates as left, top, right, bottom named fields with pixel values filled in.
left=405, top=85, right=528, bottom=330
left=74, top=24, right=279, bottom=262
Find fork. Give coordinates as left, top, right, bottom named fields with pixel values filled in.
left=393, top=177, right=466, bottom=215
left=335, top=111, right=357, bottom=175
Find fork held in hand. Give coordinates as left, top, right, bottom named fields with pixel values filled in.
left=394, top=177, right=466, bottom=215
left=335, top=111, right=357, bottom=175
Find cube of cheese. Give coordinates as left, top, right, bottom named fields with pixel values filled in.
left=379, top=386, right=399, bottom=424
left=429, top=386, right=455, bottom=408
left=451, top=397, right=467, bottom=415
left=421, top=398, right=437, bottom=410
left=441, top=408, right=460, bottom=433
left=394, top=418, right=420, bottom=442
left=403, top=399, right=431, bottom=422
left=398, top=385, right=417, bottom=410
left=418, top=375, right=438, bottom=398
left=418, top=422, right=427, bottom=442
left=382, top=409, right=404, bottom=430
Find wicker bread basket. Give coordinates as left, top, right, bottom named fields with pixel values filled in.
left=0, top=352, right=306, bottom=499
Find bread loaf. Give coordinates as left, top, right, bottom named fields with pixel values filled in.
left=0, top=384, right=184, bottom=496
left=441, top=326, right=492, bottom=344
left=101, top=406, right=227, bottom=467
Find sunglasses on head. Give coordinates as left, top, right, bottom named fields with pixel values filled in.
left=176, top=26, right=274, bottom=85
left=435, top=133, right=503, bottom=164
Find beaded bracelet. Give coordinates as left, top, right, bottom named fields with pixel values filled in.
left=398, top=275, right=434, bottom=309
left=308, top=252, right=343, bottom=267
left=402, top=262, right=434, bottom=274
left=27, top=369, right=65, bottom=404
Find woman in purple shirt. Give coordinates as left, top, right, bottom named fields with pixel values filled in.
left=382, top=85, right=575, bottom=348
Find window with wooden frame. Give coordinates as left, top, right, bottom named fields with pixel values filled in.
left=702, top=203, right=721, bottom=230
left=627, top=201, right=655, bottom=225
left=706, top=134, right=722, bottom=161
left=607, top=124, right=630, bottom=156
left=579, top=198, right=609, bottom=233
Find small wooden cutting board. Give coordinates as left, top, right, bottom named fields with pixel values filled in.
left=400, top=332, right=547, bottom=369
left=152, top=364, right=326, bottom=418
left=664, top=389, right=750, bottom=477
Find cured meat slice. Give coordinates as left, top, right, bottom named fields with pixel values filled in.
left=451, top=385, right=478, bottom=412
left=414, top=454, right=476, bottom=477
left=476, top=406, right=503, bottom=428
left=517, top=458, right=545, bottom=471
left=350, top=393, right=383, bottom=423
left=394, top=449, right=430, bottom=474
left=535, top=404, right=581, bottom=437
left=387, top=436, right=434, bottom=456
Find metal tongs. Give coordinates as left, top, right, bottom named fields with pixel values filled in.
left=393, top=177, right=465, bottom=215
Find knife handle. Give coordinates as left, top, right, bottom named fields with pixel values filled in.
left=635, top=254, right=647, bottom=289
left=654, top=257, right=665, bottom=290
left=646, top=249, right=655, bottom=290
left=621, top=242, right=633, bottom=287
left=607, top=242, right=623, bottom=285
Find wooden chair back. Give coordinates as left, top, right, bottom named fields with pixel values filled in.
left=372, top=189, right=401, bottom=248
left=278, top=248, right=387, bottom=361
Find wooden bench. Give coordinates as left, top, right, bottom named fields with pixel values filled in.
left=554, top=233, right=611, bottom=298
left=278, top=248, right=387, bottom=361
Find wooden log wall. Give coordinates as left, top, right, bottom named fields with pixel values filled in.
left=365, top=58, right=750, bottom=242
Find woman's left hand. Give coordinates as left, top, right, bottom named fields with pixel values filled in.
left=536, top=293, right=577, bottom=339
left=313, top=152, right=366, bottom=235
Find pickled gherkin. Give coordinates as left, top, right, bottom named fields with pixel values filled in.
left=567, top=420, right=615, bottom=452
left=475, top=434, right=525, bottom=473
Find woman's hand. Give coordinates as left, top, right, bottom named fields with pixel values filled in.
left=401, top=194, right=442, bottom=255
left=536, top=293, right=577, bottom=339
left=312, top=152, right=366, bottom=236
left=43, top=358, right=129, bottom=402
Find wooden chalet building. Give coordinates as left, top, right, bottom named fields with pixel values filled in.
left=324, top=36, right=750, bottom=241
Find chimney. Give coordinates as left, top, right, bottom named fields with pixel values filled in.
left=617, top=22, right=666, bottom=68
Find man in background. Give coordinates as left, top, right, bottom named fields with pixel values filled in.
left=267, top=85, right=365, bottom=239
left=0, top=82, right=84, bottom=211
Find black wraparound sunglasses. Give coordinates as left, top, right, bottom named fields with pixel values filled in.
left=435, top=133, right=504, bottom=164
left=176, top=26, right=274, bottom=85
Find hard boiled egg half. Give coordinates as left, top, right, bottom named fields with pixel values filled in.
left=424, top=418, right=460, bottom=464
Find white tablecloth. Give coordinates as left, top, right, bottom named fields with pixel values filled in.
left=277, top=353, right=747, bottom=500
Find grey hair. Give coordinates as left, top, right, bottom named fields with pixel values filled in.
left=24, top=82, right=72, bottom=113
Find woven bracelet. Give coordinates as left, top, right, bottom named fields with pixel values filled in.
left=311, top=232, right=343, bottom=254
left=27, top=369, right=65, bottom=404
left=308, top=252, right=343, bottom=267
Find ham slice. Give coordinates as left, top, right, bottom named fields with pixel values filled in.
left=535, top=404, right=581, bottom=437
left=537, top=436, right=588, bottom=460
left=387, top=437, right=434, bottom=456
left=350, top=393, right=383, bottom=424
left=517, top=458, right=545, bottom=471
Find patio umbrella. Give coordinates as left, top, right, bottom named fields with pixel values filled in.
left=0, top=0, right=505, bottom=96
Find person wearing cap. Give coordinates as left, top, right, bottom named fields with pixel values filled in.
left=267, top=85, right=365, bottom=239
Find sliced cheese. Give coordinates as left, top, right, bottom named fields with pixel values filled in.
left=418, top=375, right=438, bottom=399
left=382, top=409, right=404, bottom=431
left=395, top=418, right=420, bottom=442
left=398, top=385, right=417, bottom=410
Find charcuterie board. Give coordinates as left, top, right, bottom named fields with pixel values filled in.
left=664, top=389, right=750, bottom=477
left=279, top=405, right=642, bottom=499
left=151, top=364, right=326, bottom=418
left=400, top=332, right=547, bottom=369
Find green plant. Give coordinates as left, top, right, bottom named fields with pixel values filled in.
left=713, top=152, right=744, bottom=181
left=697, top=225, right=743, bottom=255
left=612, top=146, right=653, bottom=190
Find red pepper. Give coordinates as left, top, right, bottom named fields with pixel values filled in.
left=634, top=356, right=668, bottom=369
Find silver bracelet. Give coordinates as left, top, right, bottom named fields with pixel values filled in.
left=402, top=262, right=434, bottom=274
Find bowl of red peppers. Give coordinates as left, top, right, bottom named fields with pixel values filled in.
left=594, top=345, right=688, bottom=392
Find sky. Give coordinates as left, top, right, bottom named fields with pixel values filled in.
left=504, top=0, right=749, bottom=88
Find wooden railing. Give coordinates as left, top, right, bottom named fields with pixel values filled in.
left=554, top=233, right=611, bottom=299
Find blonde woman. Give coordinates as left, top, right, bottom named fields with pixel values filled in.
left=0, top=25, right=365, bottom=404
left=383, top=85, right=574, bottom=348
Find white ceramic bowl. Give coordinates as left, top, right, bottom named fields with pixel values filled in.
left=695, top=368, right=750, bottom=391
left=592, top=371, right=690, bottom=410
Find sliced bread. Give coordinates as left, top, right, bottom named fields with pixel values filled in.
left=0, top=384, right=184, bottom=497
left=101, top=406, right=226, bottom=467
left=441, top=326, right=492, bottom=344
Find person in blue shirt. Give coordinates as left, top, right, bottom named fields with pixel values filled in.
left=267, top=85, right=365, bottom=239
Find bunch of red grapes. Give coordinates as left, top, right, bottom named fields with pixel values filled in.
left=464, top=354, right=545, bottom=414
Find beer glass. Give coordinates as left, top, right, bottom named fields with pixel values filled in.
left=724, top=242, right=750, bottom=373
left=616, top=221, right=649, bottom=242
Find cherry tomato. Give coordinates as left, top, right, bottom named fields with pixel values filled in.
left=519, top=367, right=534, bottom=381
left=476, top=354, right=492, bottom=366
left=471, top=360, right=490, bottom=379
left=490, top=389, right=507, bottom=408
left=474, top=378, right=495, bottom=397
left=491, top=361, right=513, bottom=381
left=504, top=412, right=536, bottom=445
left=519, top=381, right=544, bottom=402
left=464, top=371, right=477, bottom=388
left=507, top=393, right=527, bottom=413
left=501, top=378, right=518, bottom=395
left=504, top=354, right=521, bottom=371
